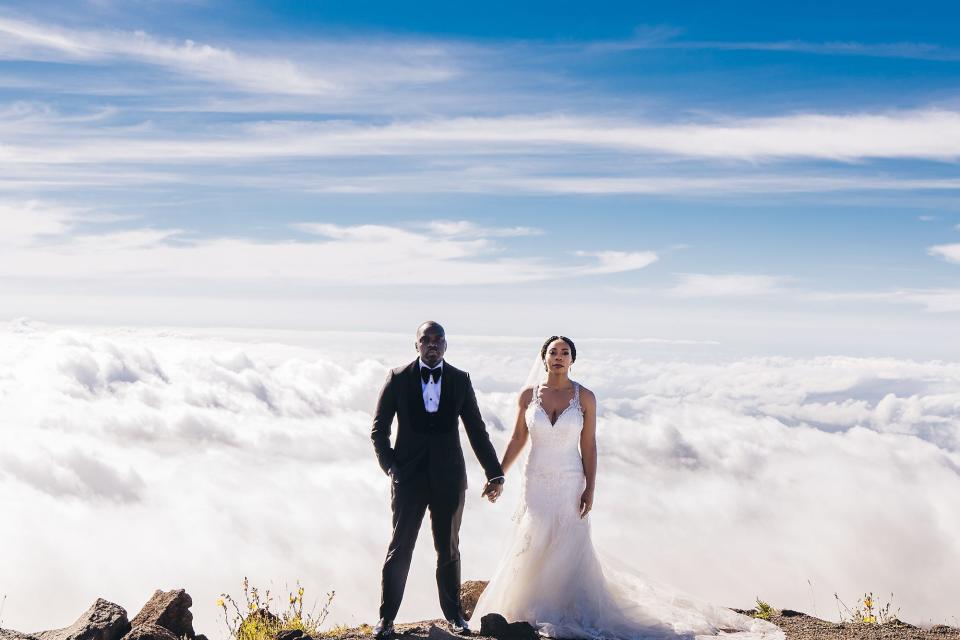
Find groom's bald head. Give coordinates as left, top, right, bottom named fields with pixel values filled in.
left=415, top=321, right=446, bottom=366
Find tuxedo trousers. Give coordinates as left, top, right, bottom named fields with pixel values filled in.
left=379, top=468, right=465, bottom=621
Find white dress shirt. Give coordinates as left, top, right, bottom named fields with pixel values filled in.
left=419, top=359, right=442, bottom=413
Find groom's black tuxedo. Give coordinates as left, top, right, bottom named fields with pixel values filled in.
left=372, top=359, right=503, bottom=622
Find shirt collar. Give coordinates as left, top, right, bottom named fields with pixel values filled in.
left=418, top=359, right=443, bottom=371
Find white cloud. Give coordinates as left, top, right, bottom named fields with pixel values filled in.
left=929, top=243, right=960, bottom=264
left=0, top=204, right=656, bottom=285
left=2, top=325, right=960, bottom=636
left=573, top=250, right=659, bottom=274
left=7, top=111, right=960, bottom=168
left=670, top=273, right=784, bottom=297
left=898, top=289, right=960, bottom=313
left=0, top=15, right=456, bottom=96
left=420, top=220, right=543, bottom=238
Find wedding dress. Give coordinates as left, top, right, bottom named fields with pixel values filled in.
left=471, top=382, right=783, bottom=640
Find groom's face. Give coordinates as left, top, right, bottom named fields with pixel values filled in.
left=416, top=324, right=446, bottom=367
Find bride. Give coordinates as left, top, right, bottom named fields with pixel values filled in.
left=471, top=336, right=782, bottom=640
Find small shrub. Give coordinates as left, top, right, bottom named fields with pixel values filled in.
left=753, top=597, right=774, bottom=620
left=219, top=577, right=335, bottom=640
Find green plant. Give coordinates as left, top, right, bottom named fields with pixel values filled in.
left=218, top=577, right=334, bottom=640
left=833, top=591, right=899, bottom=624
left=753, top=597, right=774, bottom=620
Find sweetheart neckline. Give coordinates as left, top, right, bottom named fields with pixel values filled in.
left=534, top=382, right=580, bottom=427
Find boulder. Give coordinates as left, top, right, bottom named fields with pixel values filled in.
left=130, top=590, right=195, bottom=640
left=477, top=614, right=537, bottom=640
left=35, top=599, right=130, bottom=640
left=274, top=631, right=306, bottom=640
left=459, top=581, right=488, bottom=621
left=123, top=625, right=178, bottom=640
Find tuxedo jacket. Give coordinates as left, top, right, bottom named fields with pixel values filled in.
left=371, top=359, right=503, bottom=491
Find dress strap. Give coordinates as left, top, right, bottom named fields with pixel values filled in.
left=572, top=382, right=581, bottom=406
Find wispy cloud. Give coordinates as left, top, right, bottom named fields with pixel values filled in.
left=669, top=273, right=785, bottom=297
left=593, top=30, right=960, bottom=62
left=0, top=15, right=457, bottom=95
left=419, top=220, right=544, bottom=238
left=7, top=110, right=960, bottom=168
left=2, top=203, right=657, bottom=286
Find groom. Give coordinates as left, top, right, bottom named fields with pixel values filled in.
left=371, top=321, right=504, bottom=637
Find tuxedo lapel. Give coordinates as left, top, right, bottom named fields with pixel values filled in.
left=436, top=363, right=454, bottom=419
left=405, top=360, right=427, bottom=419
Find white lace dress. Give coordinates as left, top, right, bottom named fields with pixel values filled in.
left=471, top=382, right=783, bottom=640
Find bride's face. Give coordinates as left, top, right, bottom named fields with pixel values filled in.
left=544, top=339, right=573, bottom=374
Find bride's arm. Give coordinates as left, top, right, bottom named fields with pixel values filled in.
left=579, top=387, right=598, bottom=518
left=500, top=386, right=533, bottom=474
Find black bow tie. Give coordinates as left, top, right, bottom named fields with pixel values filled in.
left=420, top=365, right=442, bottom=384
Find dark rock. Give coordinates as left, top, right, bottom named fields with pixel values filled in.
left=35, top=598, right=130, bottom=640
left=123, top=625, right=178, bottom=640
left=130, top=590, right=195, bottom=640
left=459, top=582, right=488, bottom=622
left=426, top=626, right=458, bottom=640
left=885, top=618, right=917, bottom=629
left=275, top=630, right=306, bottom=640
left=477, top=614, right=536, bottom=640
left=780, top=609, right=803, bottom=618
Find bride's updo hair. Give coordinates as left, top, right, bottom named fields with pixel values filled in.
left=540, top=335, right=577, bottom=363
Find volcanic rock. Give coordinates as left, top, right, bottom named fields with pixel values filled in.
left=477, top=614, right=537, bottom=640
left=123, top=625, right=177, bottom=640
left=459, top=581, right=488, bottom=621
left=35, top=599, right=130, bottom=640
left=131, top=590, right=195, bottom=640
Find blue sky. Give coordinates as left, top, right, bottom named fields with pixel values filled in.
left=1, top=0, right=960, bottom=356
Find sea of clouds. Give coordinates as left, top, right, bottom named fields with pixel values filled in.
left=2, top=319, right=959, bottom=635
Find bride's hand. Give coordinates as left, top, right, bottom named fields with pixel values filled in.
left=579, top=488, right=594, bottom=518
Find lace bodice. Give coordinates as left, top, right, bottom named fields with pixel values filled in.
left=524, top=382, right=584, bottom=475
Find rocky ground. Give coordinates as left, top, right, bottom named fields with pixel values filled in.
left=2, top=584, right=957, bottom=640
left=325, top=612, right=960, bottom=640
left=734, top=609, right=960, bottom=640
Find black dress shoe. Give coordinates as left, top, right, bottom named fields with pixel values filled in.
left=445, top=617, right=470, bottom=634
left=373, top=618, right=395, bottom=639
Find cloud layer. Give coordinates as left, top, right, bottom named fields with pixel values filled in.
left=2, top=323, right=959, bottom=636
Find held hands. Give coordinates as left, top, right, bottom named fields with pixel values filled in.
left=482, top=480, right=504, bottom=503
left=579, top=487, right=594, bottom=518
